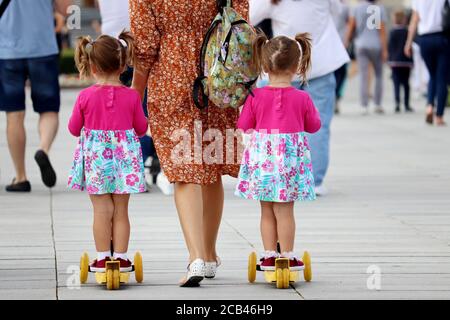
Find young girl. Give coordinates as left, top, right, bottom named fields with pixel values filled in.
left=68, top=31, right=148, bottom=272
left=235, top=32, right=321, bottom=271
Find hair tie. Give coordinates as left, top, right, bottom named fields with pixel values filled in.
left=296, top=40, right=303, bottom=59
left=119, top=39, right=128, bottom=48
left=85, top=41, right=94, bottom=54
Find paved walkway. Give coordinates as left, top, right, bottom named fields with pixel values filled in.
left=1, top=75, right=450, bottom=300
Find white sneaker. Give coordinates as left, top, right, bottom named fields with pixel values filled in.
left=180, top=259, right=205, bottom=287
left=375, top=106, right=385, bottom=114
left=315, top=185, right=328, bottom=197
left=361, top=108, right=369, bottom=116
left=156, top=171, right=174, bottom=196
left=205, top=257, right=221, bottom=279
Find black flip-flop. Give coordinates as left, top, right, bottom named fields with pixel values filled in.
left=34, top=150, right=57, bottom=188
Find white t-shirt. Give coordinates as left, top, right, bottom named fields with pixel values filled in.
left=250, top=0, right=350, bottom=80
left=97, top=0, right=130, bottom=37
left=412, top=0, right=446, bottom=35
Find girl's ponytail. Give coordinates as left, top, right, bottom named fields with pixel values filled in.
left=75, top=35, right=94, bottom=79
left=118, top=30, right=135, bottom=68
left=252, top=30, right=269, bottom=75
left=295, top=33, right=312, bottom=84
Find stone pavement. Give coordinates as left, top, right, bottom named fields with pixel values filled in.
left=1, top=75, right=450, bottom=300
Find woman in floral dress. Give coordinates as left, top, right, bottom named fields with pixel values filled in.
left=130, top=0, right=248, bottom=286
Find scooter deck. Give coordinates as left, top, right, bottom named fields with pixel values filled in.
left=93, top=261, right=131, bottom=284
left=262, top=258, right=299, bottom=283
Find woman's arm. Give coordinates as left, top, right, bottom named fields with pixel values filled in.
left=129, top=0, right=161, bottom=99
left=54, top=0, right=72, bottom=16
left=380, top=22, right=388, bottom=62
left=344, top=16, right=356, bottom=49
left=404, top=11, right=419, bottom=58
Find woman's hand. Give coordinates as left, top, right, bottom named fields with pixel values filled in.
left=404, top=43, right=413, bottom=58
left=132, top=67, right=150, bottom=101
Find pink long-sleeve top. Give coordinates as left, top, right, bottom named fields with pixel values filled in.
left=237, top=87, right=321, bottom=134
left=68, top=85, right=148, bottom=137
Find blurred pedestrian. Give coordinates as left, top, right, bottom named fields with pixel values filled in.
left=388, top=9, right=414, bottom=113
left=333, top=0, right=351, bottom=114
left=405, top=0, right=450, bottom=126
left=346, top=0, right=388, bottom=115
left=0, top=0, right=72, bottom=192
left=250, top=0, right=350, bottom=196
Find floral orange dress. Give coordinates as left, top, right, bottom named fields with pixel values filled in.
left=130, top=0, right=248, bottom=185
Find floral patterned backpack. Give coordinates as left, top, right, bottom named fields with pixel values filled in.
left=193, top=0, right=258, bottom=109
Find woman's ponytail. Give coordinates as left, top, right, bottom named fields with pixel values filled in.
left=295, top=33, right=312, bottom=84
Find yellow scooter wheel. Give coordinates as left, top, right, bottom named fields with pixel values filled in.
left=283, top=268, right=290, bottom=289
left=303, top=251, right=312, bottom=282
left=248, top=252, right=257, bottom=283
left=134, top=251, right=144, bottom=283
left=113, top=269, right=120, bottom=290
left=80, top=252, right=89, bottom=284
left=276, top=268, right=284, bottom=289
left=106, top=269, right=114, bottom=290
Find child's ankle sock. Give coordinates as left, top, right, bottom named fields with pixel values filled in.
left=97, top=251, right=111, bottom=261
left=262, top=250, right=278, bottom=259
left=281, top=251, right=297, bottom=260
left=113, top=252, right=128, bottom=260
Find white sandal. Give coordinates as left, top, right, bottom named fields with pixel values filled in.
left=180, top=258, right=205, bottom=287
left=205, top=257, right=221, bottom=279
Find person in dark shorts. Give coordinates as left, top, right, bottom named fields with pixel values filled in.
left=388, top=10, right=414, bottom=113
left=0, top=0, right=72, bottom=192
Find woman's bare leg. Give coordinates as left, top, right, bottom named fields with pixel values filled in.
left=202, top=177, right=224, bottom=262
left=90, top=194, right=115, bottom=252
left=174, top=182, right=205, bottom=262
left=260, top=201, right=278, bottom=252
left=111, top=194, right=131, bottom=254
left=273, top=202, right=295, bottom=253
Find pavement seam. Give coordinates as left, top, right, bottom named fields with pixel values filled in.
left=49, top=189, right=59, bottom=300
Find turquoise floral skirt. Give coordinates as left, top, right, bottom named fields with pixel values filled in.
left=235, top=131, right=316, bottom=202
left=68, top=128, right=146, bottom=195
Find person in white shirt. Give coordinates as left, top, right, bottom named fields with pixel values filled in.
left=405, top=0, right=450, bottom=126
left=250, top=0, right=350, bottom=195
left=97, top=0, right=130, bottom=37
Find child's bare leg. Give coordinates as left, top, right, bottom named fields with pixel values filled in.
left=260, top=201, right=277, bottom=252
left=90, top=194, right=115, bottom=252
left=273, top=202, right=295, bottom=253
left=111, top=194, right=131, bottom=254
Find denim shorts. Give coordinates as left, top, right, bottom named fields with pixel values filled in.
left=0, top=55, right=60, bottom=113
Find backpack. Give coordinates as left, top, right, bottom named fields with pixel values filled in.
left=443, top=0, right=450, bottom=35
left=193, top=0, right=258, bottom=109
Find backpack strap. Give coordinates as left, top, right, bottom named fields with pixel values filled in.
left=0, top=0, right=12, bottom=19
left=193, top=76, right=209, bottom=110
left=193, top=18, right=222, bottom=110
left=217, top=0, right=232, bottom=14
